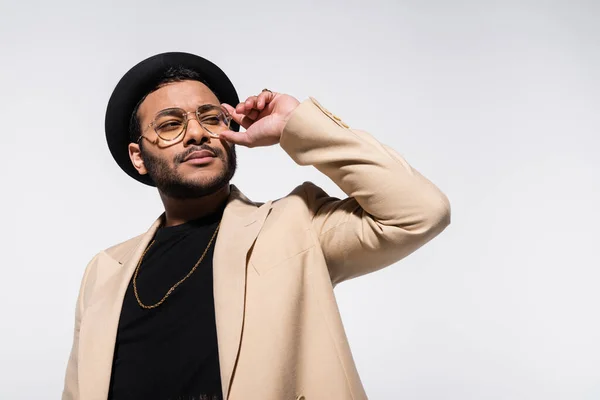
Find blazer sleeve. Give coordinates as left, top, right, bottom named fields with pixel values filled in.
left=62, top=254, right=96, bottom=400
left=279, top=98, right=451, bottom=285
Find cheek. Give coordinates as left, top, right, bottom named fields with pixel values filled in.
left=143, top=148, right=176, bottom=169
left=220, top=142, right=235, bottom=158
left=217, top=139, right=232, bottom=151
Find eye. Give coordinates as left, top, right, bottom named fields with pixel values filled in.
left=156, top=120, right=183, bottom=131
left=201, top=116, right=222, bottom=125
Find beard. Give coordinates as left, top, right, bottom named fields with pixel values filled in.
left=141, top=142, right=237, bottom=199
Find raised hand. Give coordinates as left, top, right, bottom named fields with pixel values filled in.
left=219, top=90, right=300, bottom=148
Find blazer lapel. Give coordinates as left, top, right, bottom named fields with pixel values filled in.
left=78, top=217, right=162, bottom=400
left=76, top=185, right=270, bottom=400
left=213, top=186, right=272, bottom=399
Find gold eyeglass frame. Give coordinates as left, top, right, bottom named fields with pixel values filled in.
left=137, top=104, right=232, bottom=143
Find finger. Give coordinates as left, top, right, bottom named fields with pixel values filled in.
left=221, top=103, right=236, bottom=116
left=246, top=109, right=259, bottom=120
left=235, top=102, right=246, bottom=114
left=256, top=92, right=269, bottom=111
left=244, top=96, right=257, bottom=111
left=260, top=90, right=276, bottom=107
left=218, top=129, right=252, bottom=147
left=238, top=115, right=255, bottom=130
left=222, top=103, right=247, bottom=128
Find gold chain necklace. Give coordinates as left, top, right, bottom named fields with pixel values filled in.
left=133, top=222, right=221, bottom=309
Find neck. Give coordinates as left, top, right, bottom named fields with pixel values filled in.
left=159, top=185, right=231, bottom=227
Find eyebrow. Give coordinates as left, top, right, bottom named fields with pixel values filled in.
left=197, top=104, right=221, bottom=114
left=154, top=104, right=220, bottom=117
left=153, top=108, right=184, bottom=119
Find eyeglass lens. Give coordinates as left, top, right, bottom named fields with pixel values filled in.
left=153, top=106, right=231, bottom=140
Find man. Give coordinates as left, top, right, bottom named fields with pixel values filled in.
left=62, top=52, right=450, bottom=400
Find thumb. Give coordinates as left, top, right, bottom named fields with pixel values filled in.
left=218, top=129, right=252, bottom=147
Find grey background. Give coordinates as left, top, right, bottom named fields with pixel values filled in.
left=1, top=0, right=599, bottom=399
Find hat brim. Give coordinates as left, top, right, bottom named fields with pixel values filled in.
left=104, top=52, right=240, bottom=186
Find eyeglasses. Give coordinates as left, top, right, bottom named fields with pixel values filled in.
left=139, top=104, right=232, bottom=142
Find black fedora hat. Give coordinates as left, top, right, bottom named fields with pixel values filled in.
left=105, top=52, right=240, bottom=186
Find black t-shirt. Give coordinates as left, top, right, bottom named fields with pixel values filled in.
left=108, top=210, right=223, bottom=400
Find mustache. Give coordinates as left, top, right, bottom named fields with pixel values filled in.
left=174, top=144, right=224, bottom=164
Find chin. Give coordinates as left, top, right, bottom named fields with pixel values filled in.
left=185, top=172, right=228, bottom=189
left=183, top=167, right=223, bottom=181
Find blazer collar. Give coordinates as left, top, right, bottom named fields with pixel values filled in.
left=77, top=185, right=272, bottom=400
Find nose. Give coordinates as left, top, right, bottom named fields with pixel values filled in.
left=183, top=118, right=211, bottom=146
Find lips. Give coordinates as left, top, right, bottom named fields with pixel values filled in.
left=183, top=150, right=216, bottom=162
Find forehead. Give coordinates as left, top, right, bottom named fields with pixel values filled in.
left=138, top=80, right=220, bottom=120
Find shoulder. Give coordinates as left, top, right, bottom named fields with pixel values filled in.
left=261, top=181, right=335, bottom=227
left=103, top=233, right=145, bottom=264
left=271, top=181, right=342, bottom=218
left=79, top=233, right=145, bottom=274
left=271, top=181, right=330, bottom=206
left=78, top=234, right=146, bottom=301
left=268, top=182, right=315, bottom=210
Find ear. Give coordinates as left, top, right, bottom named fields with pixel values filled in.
left=128, top=142, right=148, bottom=175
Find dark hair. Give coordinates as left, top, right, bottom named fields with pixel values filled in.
left=128, top=66, right=210, bottom=143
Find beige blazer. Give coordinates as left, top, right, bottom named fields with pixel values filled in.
left=62, top=98, right=451, bottom=400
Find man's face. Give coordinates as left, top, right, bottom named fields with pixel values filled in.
left=129, top=80, right=236, bottom=199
